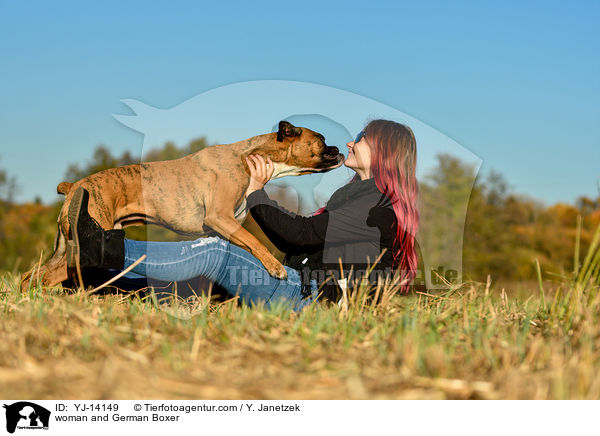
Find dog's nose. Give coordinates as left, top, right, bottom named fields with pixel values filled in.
left=325, top=146, right=339, bottom=155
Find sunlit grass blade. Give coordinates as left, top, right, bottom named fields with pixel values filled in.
left=577, top=222, right=600, bottom=288
left=574, top=215, right=582, bottom=277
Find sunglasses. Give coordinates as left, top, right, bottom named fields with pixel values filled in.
left=354, top=130, right=366, bottom=143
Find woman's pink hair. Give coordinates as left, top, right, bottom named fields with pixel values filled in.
left=314, top=120, right=419, bottom=294
left=366, top=120, right=419, bottom=293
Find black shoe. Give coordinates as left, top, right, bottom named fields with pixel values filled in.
left=66, top=187, right=125, bottom=271
left=300, top=283, right=313, bottom=299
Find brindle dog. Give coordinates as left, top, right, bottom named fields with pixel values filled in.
left=20, top=121, right=344, bottom=291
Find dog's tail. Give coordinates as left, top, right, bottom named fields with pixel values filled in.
left=57, top=182, right=74, bottom=196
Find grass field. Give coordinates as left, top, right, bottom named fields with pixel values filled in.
left=0, top=277, right=597, bottom=400
left=1, top=225, right=599, bottom=400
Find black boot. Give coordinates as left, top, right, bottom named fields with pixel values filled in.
left=66, top=187, right=125, bottom=270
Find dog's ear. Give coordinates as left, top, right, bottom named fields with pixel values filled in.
left=277, top=121, right=302, bottom=142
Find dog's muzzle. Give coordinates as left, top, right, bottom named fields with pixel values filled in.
left=317, top=146, right=345, bottom=169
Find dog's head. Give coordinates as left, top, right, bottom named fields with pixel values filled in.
left=252, top=121, right=345, bottom=178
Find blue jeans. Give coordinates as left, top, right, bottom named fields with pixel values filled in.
left=123, top=236, right=318, bottom=311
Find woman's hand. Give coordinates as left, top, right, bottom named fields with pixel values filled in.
left=245, top=154, right=275, bottom=197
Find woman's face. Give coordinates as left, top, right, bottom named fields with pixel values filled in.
left=344, top=130, right=372, bottom=180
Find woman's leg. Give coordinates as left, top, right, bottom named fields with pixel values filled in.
left=125, top=236, right=230, bottom=283
left=124, top=236, right=317, bottom=310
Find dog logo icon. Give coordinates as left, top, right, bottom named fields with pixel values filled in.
left=3, top=402, right=50, bottom=433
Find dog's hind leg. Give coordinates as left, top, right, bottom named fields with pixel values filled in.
left=20, top=223, right=69, bottom=292
left=20, top=255, right=69, bottom=293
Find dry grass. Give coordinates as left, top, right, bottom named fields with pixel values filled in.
left=1, top=223, right=598, bottom=400
left=0, top=271, right=598, bottom=400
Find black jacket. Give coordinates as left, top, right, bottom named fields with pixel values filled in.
left=246, top=178, right=398, bottom=303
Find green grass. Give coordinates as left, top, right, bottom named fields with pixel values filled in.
left=1, top=223, right=599, bottom=399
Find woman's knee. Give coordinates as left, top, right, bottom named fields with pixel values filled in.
left=188, top=236, right=227, bottom=249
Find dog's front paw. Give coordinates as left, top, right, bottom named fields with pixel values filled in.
left=265, top=259, right=287, bottom=280
left=273, top=264, right=288, bottom=280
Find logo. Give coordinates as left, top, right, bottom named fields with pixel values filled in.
left=3, top=402, right=50, bottom=434
left=113, top=80, right=482, bottom=300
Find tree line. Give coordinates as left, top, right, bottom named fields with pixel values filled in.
left=1, top=140, right=598, bottom=286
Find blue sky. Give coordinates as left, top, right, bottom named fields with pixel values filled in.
left=1, top=0, right=599, bottom=206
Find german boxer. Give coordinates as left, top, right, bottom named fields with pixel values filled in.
left=21, top=121, right=344, bottom=291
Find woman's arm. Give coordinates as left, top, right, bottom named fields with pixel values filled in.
left=246, top=189, right=329, bottom=253
left=244, top=154, right=328, bottom=253
left=247, top=189, right=395, bottom=254
left=244, top=155, right=394, bottom=253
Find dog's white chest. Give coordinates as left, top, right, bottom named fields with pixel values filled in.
left=234, top=198, right=248, bottom=223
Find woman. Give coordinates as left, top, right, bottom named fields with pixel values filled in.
left=68, top=119, right=419, bottom=311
